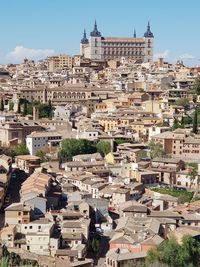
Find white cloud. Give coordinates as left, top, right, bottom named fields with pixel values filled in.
left=6, top=46, right=55, bottom=62
left=179, top=53, right=195, bottom=59
left=154, top=50, right=170, bottom=60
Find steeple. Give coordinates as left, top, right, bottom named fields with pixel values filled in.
left=133, top=29, right=136, bottom=38
left=144, top=21, right=154, bottom=38
left=81, top=29, right=89, bottom=44
left=90, top=20, right=101, bottom=37
left=94, top=20, right=97, bottom=31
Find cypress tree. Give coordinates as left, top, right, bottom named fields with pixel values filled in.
left=193, top=108, right=198, bottom=134
left=48, top=99, right=53, bottom=118
left=181, top=116, right=185, bottom=127
left=0, top=98, right=4, bottom=112
left=17, top=103, right=21, bottom=114
left=172, top=119, right=181, bottom=130
left=23, top=100, right=28, bottom=116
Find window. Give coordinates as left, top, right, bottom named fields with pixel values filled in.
left=18, top=212, right=21, bottom=216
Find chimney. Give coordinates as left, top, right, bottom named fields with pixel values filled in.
left=158, top=57, right=164, bottom=68
left=33, top=106, right=39, bottom=120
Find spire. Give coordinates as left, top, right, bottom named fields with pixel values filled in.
left=90, top=20, right=101, bottom=37
left=81, top=29, right=89, bottom=44
left=94, top=20, right=97, bottom=31
left=144, top=21, right=154, bottom=38
left=84, top=29, right=86, bottom=38
left=134, top=29, right=136, bottom=38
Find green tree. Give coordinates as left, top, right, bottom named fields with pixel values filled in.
left=175, top=98, right=190, bottom=109
left=178, top=194, right=193, bottom=204
left=193, top=108, right=198, bottom=134
left=9, top=252, right=21, bottom=266
left=35, top=150, right=46, bottom=162
left=23, top=100, right=28, bottom=116
left=0, top=98, right=4, bottom=112
left=114, top=139, right=128, bottom=145
left=146, top=235, right=200, bottom=267
left=37, top=103, right=53, bottom=119
left=172, top=118, right=182, bottom=130
left=181, top=116, right=185, bottom=127
left=48, top=99, right=53, bottom=118
left=96, top=140, right=111, bottom=156
left=27, top=103, right=33, bottom=115
left=138, top=150, right=147, bottom=160
left=17, top=103, right=21, bottom=114
left=61, top=139, right=96, bottom=160
left=183, top=115, right=193, bottom=125
left=8, top=101, right=14, bottom=111
left=187, top=163, right=198, bottom=189
left=148, top=141, right=164, bottom=159
left=0, top=257, right=9, bottom=267
left=91, top=238, right=100, bottom=253
left=113, top=139, right=130, bottom=152
left=193, top=76, right=200, bottom=95
left=13, top=143, right=29, bottom=156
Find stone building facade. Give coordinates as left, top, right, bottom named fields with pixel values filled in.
left=80, top=21, right=154, bottom=62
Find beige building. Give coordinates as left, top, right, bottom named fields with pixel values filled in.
left=152, top=129, right=200, bottom=159
left=20, top=218, right=58, bottom=256
left=47, top=54, right=73, bottom=72
left=15, top=155, right=41, bottom=174
left=0, top=121, right=44, bottom=147
left=5, top=203, right=32, bottom=225
left=98, top=113, right=161, bottom=134
left=150, top=158, right=185, bottom=185
left=0, top=225, right=17, bottom=248
left=19, top=85, right=107, bottom=114
left=99, top=185, right=130, bottom=207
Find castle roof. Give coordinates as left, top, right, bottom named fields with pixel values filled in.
left=144, top=21, right=154, bottom=38
left=90, top=20, right=101, bottom=37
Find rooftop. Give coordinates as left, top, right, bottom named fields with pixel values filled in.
left=27, top=131, right=62, bottom=138
left=5, top=202, right=31, bottom=212
left=15, top=155, right=40, bottom=161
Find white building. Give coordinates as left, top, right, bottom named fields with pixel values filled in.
left=76, top=126, right=99, bottom=141
left=53, top=104, right=83, bottom=121
left=80, top=21, right=154, bottom=63
left=176, top=170, right=198, bottom=189
left=148, top=126, right=170, bottom=141
left=20, top=218, right=59, bottom=256
left=26, top=131, right=62, bottom=155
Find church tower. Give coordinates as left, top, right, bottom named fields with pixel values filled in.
left=143, top=21, right=154, bottom=63
left=80, top=29, right=89, bottom=57
left=89, top=20, right=102, bottom=60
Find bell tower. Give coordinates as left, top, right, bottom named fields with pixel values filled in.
left=80, top=29, right=89, bottom=57
left=89, top=20, right=102, bottom=60
left=144, top=21, right=154, bottom=63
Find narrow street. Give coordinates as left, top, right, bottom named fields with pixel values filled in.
left=0, top=170, right=27, bottom=229
left=96, top=235, right=110, bottom=266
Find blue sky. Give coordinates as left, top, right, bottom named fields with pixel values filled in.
left=0, top=0, right=199, bottom=65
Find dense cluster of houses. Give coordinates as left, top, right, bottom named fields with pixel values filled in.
left=0, top=56, right=199, bottom=266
